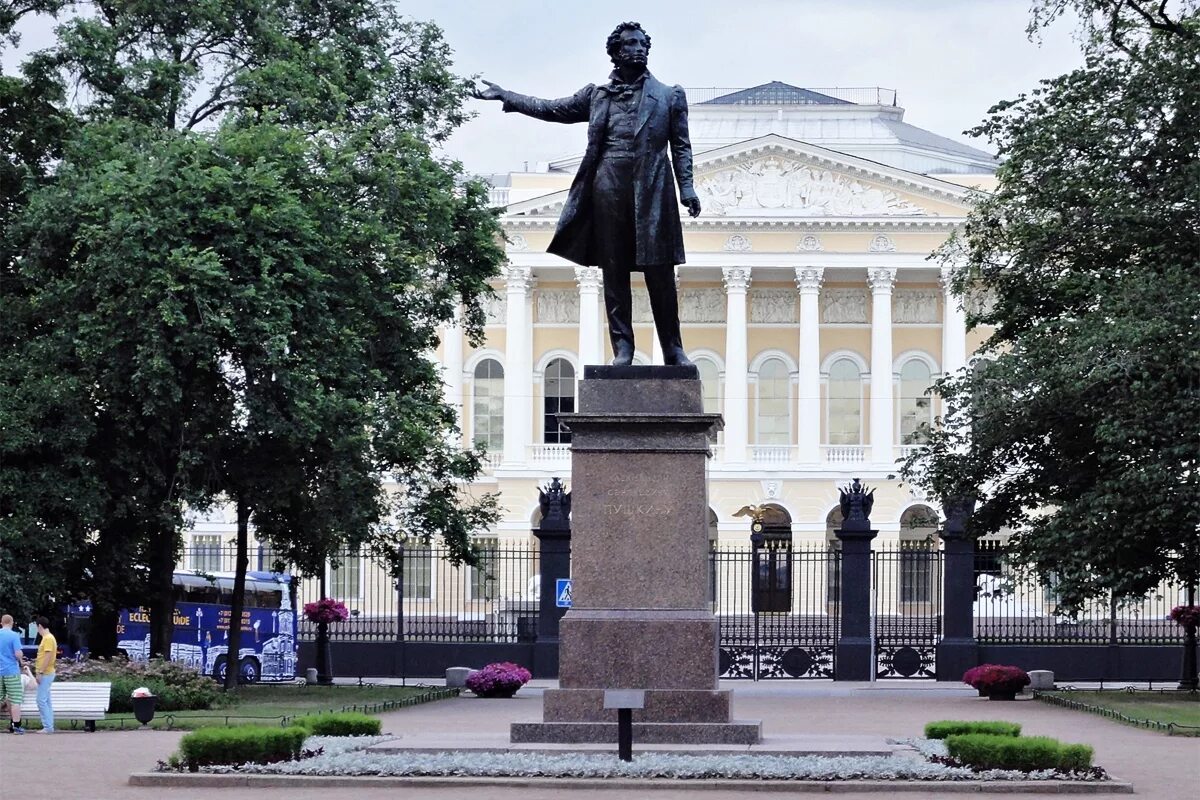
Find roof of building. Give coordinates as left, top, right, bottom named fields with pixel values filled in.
left=700, top=81, right=854, bottom=106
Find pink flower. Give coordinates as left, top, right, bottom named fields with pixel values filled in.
left=303, top=597, right=350, bottom=624
left=465, top=662, right=532, bottom=698
left=1169, top=605, right=1200, bottom=629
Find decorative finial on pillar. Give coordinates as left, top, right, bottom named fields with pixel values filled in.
left=538, top=477, right=571, bottom=530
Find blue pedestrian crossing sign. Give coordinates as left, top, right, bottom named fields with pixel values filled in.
left=555, top=578, right=573, bottom=608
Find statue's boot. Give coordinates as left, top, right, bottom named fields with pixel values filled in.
left=603, top=266, right=636, bottom=365
left=645, top=265, right=693, bottom=367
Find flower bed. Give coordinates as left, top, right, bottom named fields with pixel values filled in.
left=465, top=662, right=531, bottom=698
left=182, top=737, right=1113, bottom=783
left=963, top=664, right=1030, bottom=698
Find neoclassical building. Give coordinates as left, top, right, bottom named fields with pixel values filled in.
left=442, top=83, right=998, bottom=549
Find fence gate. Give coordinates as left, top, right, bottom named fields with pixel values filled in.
left=871, top=544, right=943, bottom=679
left=714, top=544, right=840, bottom=680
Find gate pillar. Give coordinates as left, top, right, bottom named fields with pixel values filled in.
left=936, top=496, right=977, bottom=680
left=834, top=479, right=878, bottom=681
left=533, top=478, right=572, bottom=678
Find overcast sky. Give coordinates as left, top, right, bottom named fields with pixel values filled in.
left=7, top=1, right=1087, bottom=174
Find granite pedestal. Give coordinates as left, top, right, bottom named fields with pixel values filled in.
left=510, top=365, right=761, bottom=745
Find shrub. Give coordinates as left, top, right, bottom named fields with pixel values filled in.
left=296, top=712, right=382, bottom=736
left=924, top=720, right=1021, bottom=739
left=1058, top=743, right=1096, bottom=772
left=962, top=663, right=1000, bottom=689
left=465, top=662, right=532, bottom=698
left=57, top=658, right=225, bottom=712
left=946, top=733, right=1094, bottom=772
left=179, top=725, right=308, bottom=771
left=966, top=664, right=1030, bottom=695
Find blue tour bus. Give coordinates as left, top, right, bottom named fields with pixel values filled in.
left=105, top=570, right=298, bottom=683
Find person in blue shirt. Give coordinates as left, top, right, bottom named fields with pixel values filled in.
left=0, top=614, right=27, bottom=734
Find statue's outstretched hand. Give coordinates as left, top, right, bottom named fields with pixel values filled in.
left=473, top=79, right=506, bottom=101
left=684, top=196, right=702, bottom=218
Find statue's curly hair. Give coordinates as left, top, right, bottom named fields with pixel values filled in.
left=606, top=21, right=651, bottom=66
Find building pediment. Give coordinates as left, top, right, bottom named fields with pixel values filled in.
left=502, top=134, right=976, bottom=225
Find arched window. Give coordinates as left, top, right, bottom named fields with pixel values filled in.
left=899, top=505, right=939, bottom=604
left=749, top=504, right=792, bottom=612
left=471, top=359, right=504, bottom=452
left=825, top=508, right=843, bottom=603
left=695, top=357, right=721, bottom=442
left=695, top=357, right=721, bottom=415
left=756, top=358, right=790, bottom=446
left=827, top=358, right=862, bottom=444
left=542, top=358, right=576, bottom=444
left=898, top=359, right=933, bottom=444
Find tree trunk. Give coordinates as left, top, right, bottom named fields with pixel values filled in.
left=147, top=531, right=177, bottom=659
left=89, top=602, right=119, bottom=659
left=224, top=496, right=251, bottom=690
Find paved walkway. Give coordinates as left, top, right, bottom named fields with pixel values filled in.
left=2, top=681, right=1196, bottom=799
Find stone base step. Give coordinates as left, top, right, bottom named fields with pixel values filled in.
left=510, top=720, right=763, bottom=745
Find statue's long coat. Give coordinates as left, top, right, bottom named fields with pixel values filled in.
left=501, top=73, right=697, bottom=269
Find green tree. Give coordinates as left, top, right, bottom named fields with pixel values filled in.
left=903, top=5, right=1200, bottom=611
left=3, top=1, right=503, bottom=659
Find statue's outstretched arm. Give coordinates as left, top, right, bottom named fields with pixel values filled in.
left=474, top=79, right=592, bottom=125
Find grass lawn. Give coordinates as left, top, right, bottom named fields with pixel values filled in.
left=31, top=683, right=453, bottom=731
left=1040, top=690, right=1200, bottom=735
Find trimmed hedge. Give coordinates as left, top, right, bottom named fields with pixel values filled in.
left=924, top=720, right=1021, bottom=739
left=179, top=725, right=308, bottom=771
left=946, top=733, right=1094, bottom=772
left=296, top=712, right=382, bottom=736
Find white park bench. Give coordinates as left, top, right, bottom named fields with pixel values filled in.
left=18, top=681, right=111, bottom=732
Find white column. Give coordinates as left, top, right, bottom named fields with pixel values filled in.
left=795, top=267, right=824, bottom=465
left=441, top=305, right=464, bottom=444
left=502, top=267, right=533, bottom=465
left=940, top=267, right=967, bottom=378
left=868, top=267, right=897, bottom=466
left=575, top=267, right=603, bottom=367
left=722, top=267, right=752, bottom=464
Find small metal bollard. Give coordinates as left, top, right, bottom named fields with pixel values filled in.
left=603, top=690, right=645, bottom=762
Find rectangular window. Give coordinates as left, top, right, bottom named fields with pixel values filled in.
left=330, top=549, right=362, bottom=600
left=401, top=543, right=434, bottom=601
left=828, top=395, right=861, bottom=445
left=469, top=538, right=499, bottom=601
left=826, top=545, right=842, bottom=603
left=900, top=546, right=934, bottom=603
left=190, top=535, right=223, bottom=572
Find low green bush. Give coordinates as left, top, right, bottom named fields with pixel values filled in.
left=946, top=733, right=1094, bottom=772
left=296, top=712, right=382, bottom=736
left=924, top=720, right=1021, bottom=739
left=178, top=725, right=308, bottom=771
left=59, top=658, right=225, bottom=712
left=1058, top=743, right=1096, bottom=772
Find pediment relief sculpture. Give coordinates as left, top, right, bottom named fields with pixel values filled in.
left=696, top=156, right=930, bottom=217
left=751, top=289, right=799, bottom=323
left=483, top=294, right=507, bottom=325
left=536, top=289, right=580, bottom=324
left=893, top=289, right=940, bottom=324
left=680, top=288, right=726, bottom=323
left=821, top=288, right=869, bottom=324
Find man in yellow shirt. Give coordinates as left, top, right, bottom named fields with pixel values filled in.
left=35, top=617, right=57, bottom=733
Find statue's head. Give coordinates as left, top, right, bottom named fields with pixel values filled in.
left=606, top=21, right=651, bottom=69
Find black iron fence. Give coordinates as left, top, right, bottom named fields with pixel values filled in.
left=712, top=543, right=840, bottom=679
left=872, top=543, right=943, bottom=678
left=972, top=541, right=1186, bottom=645
left=294, top=544, right=541, bottom=643
left=175, top=539, right=1187, bottom=652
